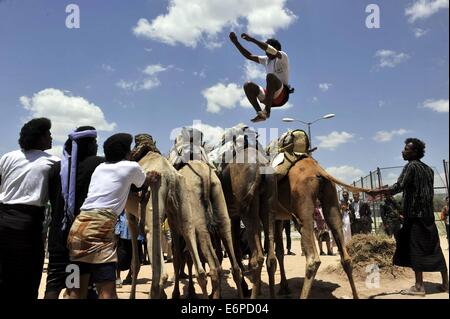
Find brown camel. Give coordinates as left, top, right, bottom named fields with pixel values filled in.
left=177, top=160, right=243, bottom=298
left=274, top=156, right=372, bottom=299
left=217, top=147, right=278, bottom=298
left=125, top=151, right=208, bottom=299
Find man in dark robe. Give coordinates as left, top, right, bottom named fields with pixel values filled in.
left=369, top=138, right=448, bottom=296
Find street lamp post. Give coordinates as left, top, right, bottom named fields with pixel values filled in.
left=282, top=113, right=335, bottom=148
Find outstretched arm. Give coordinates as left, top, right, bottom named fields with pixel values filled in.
left=241, top=33, right=282, bottom=59
left=229, top=32, right=259, bottom=63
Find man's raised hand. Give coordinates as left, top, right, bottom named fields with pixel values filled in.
left=241, top=33, right=252, bottom=41
left=229, top=32, right=238, bottom=43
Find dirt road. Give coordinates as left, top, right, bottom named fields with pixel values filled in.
left=38, top=236, right=449, bottom=299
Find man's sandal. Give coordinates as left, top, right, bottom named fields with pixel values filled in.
left=400, top=286, right=426, bottom=296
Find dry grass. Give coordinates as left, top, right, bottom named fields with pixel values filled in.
left=325, top=234, right=412, bottom=279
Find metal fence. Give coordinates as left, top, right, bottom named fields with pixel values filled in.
left=337, top=160, right=449, bottom=235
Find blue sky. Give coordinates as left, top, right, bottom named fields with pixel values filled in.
left=0, top=0, right=448, bottom=185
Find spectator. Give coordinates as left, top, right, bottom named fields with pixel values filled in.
left=0, top=118, right=58, bottom=299
left=313, top=200, right=333, bottom=255
left=115, top=210, right=144, bottom=287
left=350, top=192, right=372, bottom=234
left=340, top=202, right=352, bottom=245
left=161, top=214, right=173, bottom=263
left=441, top=196, right=449, bottom=249
left=368, top=138, right=448, bottom=296
left=284, top=220, right=295, bottom=256
left=340, top=191, right=352, bottom=244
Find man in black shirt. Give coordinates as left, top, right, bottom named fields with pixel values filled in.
left=369, top=138, right=448, bottom=296
left=44, top=126, right=104, bottom=299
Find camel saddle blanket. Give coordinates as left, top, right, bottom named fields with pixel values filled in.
left=169, top=127, right=215, bottom=169
left=268, top=129, right=310, bottom=179
left=67, top=209, right=118, bottom=264
left=208, top=124, right=266, bottom=167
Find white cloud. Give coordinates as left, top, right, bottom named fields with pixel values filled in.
left=116, top=80, right=137, bottom=90
left=373, top=129, right=409, bottom=142
left=203, top=80, right=293, bottom=113
left=204, top=40, right=224, bottom=50
left=132, top=0, right=297, bottom=48
left=405, top=0, right=449, bottom=23
left=325, top=166, right=364, bottom=184
left=423, top=99, right=449, bottom=113
left=140, top=78, right=161, bottom=90
left=101, top=64, right=115, bottom=72
left=378, top=100, right=386, bottom=107
left=375, top=50, right=410, bottom=68
left=319, top=83, right=332, bottom=92
left=143, top=64, right=169, bottom=75
left=193, top=70, right=207, bottom=78
left=169, top=122, right=225, bottom=150
left=202, top=82, right=246, bottom=113
left=312, top=97, right=319, bottom=103
left=244, top=61, right=266, bottom=81
left=19, top=88, right=116, bottom=143
left=317, top=131, right=354, bottom=150
left=282, top=102, right=293, bottom=110
left=413, top=27, right=428, bottom=38
left=192, top=123, right=225, bottom=147
left=117, top=64, right=169, bottom=91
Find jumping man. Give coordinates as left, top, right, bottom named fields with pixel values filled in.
left=229, top=32, right=292, bottom=123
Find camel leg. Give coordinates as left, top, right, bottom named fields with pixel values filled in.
left=171, top=231, right=182, bottom=299
left=197, top=231, right=221, bottom=299
left=275, top=219, right=290, bottom=295
left=320, top=181, right=359, bottom=299
left=146, top=177, right=167, bottom=299
left=231, top=216, right=251, bottom=297
left=186, top=252, right=196, bottom=298
left=210, top=174, right=243, bottom=298
left=261, top=177, right=278, bottom=299
left=181, top=225, right=208, bottom=298
left=293, top=194, right=321, bottom=299
left=126, top=212, right=141, bottom=299
left=176, top=177, right=208, bottom=299
left=243, top=199, right=264, bottom=299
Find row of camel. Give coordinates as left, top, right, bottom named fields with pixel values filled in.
left=124, top=132, right=367, bottom=299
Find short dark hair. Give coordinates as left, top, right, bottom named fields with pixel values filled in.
left=19, top=118, right=51, bottom=150
left=266, top=38, right=282, bottom=51
left=104, top=133, right=133, bottom=162
left=64, top=126, right=97, bottom=160
left=405, top=138, right=426, bottom=159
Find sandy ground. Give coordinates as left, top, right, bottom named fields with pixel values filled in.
left=38, top=236, right=450, bottom=299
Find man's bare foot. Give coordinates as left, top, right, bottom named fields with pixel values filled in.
left=251, top=111, right=267, bottom=123
left=251, top=114, right=265, bottom=122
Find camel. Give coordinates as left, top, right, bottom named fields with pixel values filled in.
left=125, top=151, right=208, bottom=299
left=177, top=160, right=243, bottom=298
left=273, top=156, right=372, bottom=299
left=216, top=147, right=278, bottom=299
